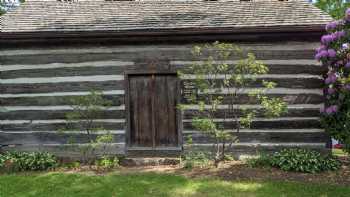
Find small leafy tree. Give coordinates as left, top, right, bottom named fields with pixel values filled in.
left=314, top=0, right=350, bottom=19
left=0, top=0, right=24, bottom=15
left=178, top=42, right=287, bottom=167
left=61, top=90, right=114, bottom=164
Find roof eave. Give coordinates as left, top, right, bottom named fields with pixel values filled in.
left=0, top=24, right=326, bottom=46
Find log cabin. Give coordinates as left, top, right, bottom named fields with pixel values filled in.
left=0, top=0, right=333, bottom=158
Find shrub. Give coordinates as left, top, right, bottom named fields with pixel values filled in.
left=247, top=149, right=341, bottom=173
left=246, top=154, right=271, bottom=168
left=181, top=151, right=211, bottom=169
left=95, top=156, right=119, bottom=170
left=270, top=149, right=341, bottom=173
left=0, top=151, right=57, bottom=172
left=316, top=8, right=350, bottom=154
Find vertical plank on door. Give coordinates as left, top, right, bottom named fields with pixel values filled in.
left=129, top=76, right=153, bottom=147
left=154, top=75, right=178, bottom=146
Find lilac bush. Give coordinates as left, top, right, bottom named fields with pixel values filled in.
left=316, top=8, right=350, bottom=154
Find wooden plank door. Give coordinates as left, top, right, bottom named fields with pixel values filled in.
left=127, top=73, right=180, bottom=148
left=128, top=75, right=154, bottom=147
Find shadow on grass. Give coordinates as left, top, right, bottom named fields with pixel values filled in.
left=0, top=172, right=349, bottom=197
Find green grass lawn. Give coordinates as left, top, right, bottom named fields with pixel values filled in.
left=0, top=172, right=349, bottom=197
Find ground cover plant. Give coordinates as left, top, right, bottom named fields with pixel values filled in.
left=0, top=151, right=57, bottom=172
left=316, top=8, right=350, bottom=154
left=0, top=172, right=349, bottom=197
left=247, top=148, right=341, bottom=173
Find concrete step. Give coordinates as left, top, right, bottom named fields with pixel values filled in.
left=126, top=148, right=182, bottom=158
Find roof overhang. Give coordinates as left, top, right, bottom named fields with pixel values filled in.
left=0, top=24, right=326, bottom=47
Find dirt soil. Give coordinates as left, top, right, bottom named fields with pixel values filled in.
left=114, top=158, right=350, bottom=186
left=55, top=157, right=350, bottom=186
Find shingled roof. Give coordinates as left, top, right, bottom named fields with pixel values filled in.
left=1, top=0, right=332, bottom=32
left=0, top=0, right=332, bottom=43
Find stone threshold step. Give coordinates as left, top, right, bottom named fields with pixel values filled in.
left=120, top=157, right=180, bottom=167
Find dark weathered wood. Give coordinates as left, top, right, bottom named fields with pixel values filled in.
left=185, top=93, right=324, bottom=105
left=1, top=61, right=325, bottom=79
left=0, top=49, right=315, bottom=65
left=127, top=73, right=180, bottom=148
left=1, top=81, right=124, bottom=94
left=0, top=39, right=327, bottom=156
left=183, top=107, right=321, bottom=119
left=0, top=66, right=130, bottom=79
left=174, top=63, right=326, bottom=75
left=185, top=132, right=328, bottom=144
left=0, top=109, right=125, bottom=120
left=129, top=76, right=154, bottom=147
left=0, top=30, right=323, bottom=47
left=183, top=118, right=321, bottom=130
left=0, top=78, right=321, bottom=95
left=154, top=75, right=179, bottom=147
left=0, top=132, right=125, bottom=145
left=0, top=93, right=322, bottom=106
left=181, top=77, right=323, bottom=89
left=1, top=122, right=125, bottom=131
left=0, top=95, right=124, bottom=106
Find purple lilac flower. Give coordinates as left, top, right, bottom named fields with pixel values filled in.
left=315, top=52, right=322, bottom=61
left=345, top=62, right=350, bottom=68
left=344, top=84, right=350, bottom=90
left=346, top=8, right=350, bottom=21
left=325, top=73, right=338, bottom=84
left=325, top=21, right=338, bottom=31
left=315, top=50, right=329, bottom=61
left=321, top=35, right=333, bottom=45
left=316, top=45, right=327, bottom=53
left=333, top=31, right=346, bottom=40
left=335, top=60, right=343, bottom=67
left=325, top=105, right=338, bottom=115
left=327, top=49, right=337, bottom=58
left=327, top=88, right=336, bottom=95
left=342, top=43, right=349, bottom=50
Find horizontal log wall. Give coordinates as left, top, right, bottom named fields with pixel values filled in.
left=0, top=42, right=329, bottom=157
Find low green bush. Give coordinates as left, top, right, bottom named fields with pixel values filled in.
left=246, top=154, right=271, bottom=168
left=95, top=156, right=119, bottom=170
left=181, top=151, right=211, bottom=169
left=271, top=149, right=341, bottom=173
left=0, top=151, right=57, bottom=172
left=246, top=149, right=341, bottom=173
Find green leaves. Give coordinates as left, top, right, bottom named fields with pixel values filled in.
left=260, top=97, right=288, bottom=118
left=321, top=92, right=350, bottom=154
left=192, top=118, right=217, bottom=134
left=0, top=151, right=57, bottom=172
left=61, top=90, right=115, bottom=164
left=64, top=90, right=112, bottom=133
left=181, top=41, right=288, bottom=167
left=270, top=149, right=341, bottom=173
left=248, top=149, right=341, bottom=173
left=315, top=0, right=350, bottom=19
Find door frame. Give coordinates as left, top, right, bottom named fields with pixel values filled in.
left=124, top=69, right=183, bottom=151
